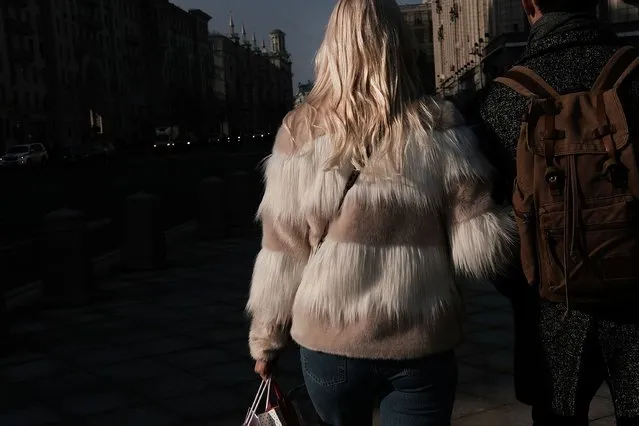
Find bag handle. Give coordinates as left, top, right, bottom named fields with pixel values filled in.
left=265, top=378, right=287, bottom=411
left=592, top=46, right=639, bottom=91
left=244, top=379, right=270, bottom=425
left=313, top=166, right=363, bottom=254
left=495, top=66, right=559, bottom=99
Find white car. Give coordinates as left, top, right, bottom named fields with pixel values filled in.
left=0, top=143, right=49, bottom=167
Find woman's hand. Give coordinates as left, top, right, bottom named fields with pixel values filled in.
left=254, top=359, right=276, bottom=380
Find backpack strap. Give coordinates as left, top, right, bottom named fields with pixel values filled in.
left=592, top=46, right=639, bottom=91
left=495, top=66, right=560, bottom=99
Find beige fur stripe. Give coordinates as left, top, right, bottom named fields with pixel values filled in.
left=326, top=198, right=447, bottom=246
left=260, top=211, right=310, bottom=257
left=291, top=301, right=463, bottom=360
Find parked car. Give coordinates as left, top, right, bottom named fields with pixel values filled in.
left=59, top=142, right=116, bottom=166
left=0, top=143, right=48, bottom=168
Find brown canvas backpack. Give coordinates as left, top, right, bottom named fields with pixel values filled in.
left=495, top=46, right=639, bottom=310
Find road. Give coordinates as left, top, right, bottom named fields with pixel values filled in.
left=0, top=141, right=271, bottom=291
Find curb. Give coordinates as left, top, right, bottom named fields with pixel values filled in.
left=5, top=220, right=198, bottom=311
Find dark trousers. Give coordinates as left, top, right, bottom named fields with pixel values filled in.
left=532, top=301, right=639, bottom=425
left=300, top=347, right=457, bottom=426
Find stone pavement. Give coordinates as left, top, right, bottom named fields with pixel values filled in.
left=0, top=232, right=617, bottom=425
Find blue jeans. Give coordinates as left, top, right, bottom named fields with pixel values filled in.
left=300, top=347, right=457, bottom=426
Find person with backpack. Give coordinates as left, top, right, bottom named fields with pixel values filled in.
left=480, top=0, right=639, bottom=424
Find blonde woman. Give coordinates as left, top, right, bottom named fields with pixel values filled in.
left=246, top=0, right=515, bottom=424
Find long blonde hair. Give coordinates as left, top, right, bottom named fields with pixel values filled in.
left=285, top=0, right=437, bottom=171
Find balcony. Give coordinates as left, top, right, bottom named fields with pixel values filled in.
left=6, top=17, right=34, bottom=37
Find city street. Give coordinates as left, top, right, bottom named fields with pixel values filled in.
left=0, top=142, right=270, bottom=291
left=0, top=227, right=617, bottom=426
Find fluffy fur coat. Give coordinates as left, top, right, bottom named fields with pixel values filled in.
left=247, top=101, right=516, bottom=361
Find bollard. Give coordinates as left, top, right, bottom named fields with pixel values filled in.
left=198, top=176, right=227, bottom=240
left=122, top=192, right=166, bottom=271
left=42, top=208, right=92, bottom=306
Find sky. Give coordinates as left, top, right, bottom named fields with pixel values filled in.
left=172, top=0, right=416, bottom=89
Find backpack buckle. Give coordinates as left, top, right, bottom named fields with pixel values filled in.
left=545, top=166, right=564, bottom=193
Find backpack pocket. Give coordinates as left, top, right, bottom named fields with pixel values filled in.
left=537, top=195, right=639, bottom=302
left=512, top=179, right=538, bottom=286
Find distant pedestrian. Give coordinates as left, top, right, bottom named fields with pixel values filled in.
left=480, top=0, right=639, bottom=424
left=245, top=0, right=516, bottom=425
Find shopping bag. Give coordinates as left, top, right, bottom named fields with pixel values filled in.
left=243, top=378, right=299, bottom=426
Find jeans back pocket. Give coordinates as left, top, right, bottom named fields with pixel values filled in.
left=300, top=348, right=347, bottom=387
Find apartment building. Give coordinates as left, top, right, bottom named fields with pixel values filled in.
left=431, top=0, right=527, bottom=96
left=400, top=2, right=436, bottom=93
left=0, top=0, right=48, bottom=148
left=433, top=0, right=639, bottom=102
left=209, top=22, right=293, bottom=136
left=0, top=0, right=293, bottom=153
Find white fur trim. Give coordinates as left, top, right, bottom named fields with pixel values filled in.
left=436, top=100, right=466, bottom=129
left=293, top=241, right=457, bottom=326
left=247, top=248, right=308, bottom=361
left=257, top=146, right=316, bottom=224
left=247, top=248, right=307, bottom=324
left=437, top=125, right=494, bottom=187
left=450, top=205, right=517, bottom=280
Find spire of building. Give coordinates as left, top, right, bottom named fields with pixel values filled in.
left=229, top=11, right=235, bottom=36
left=241, top=22, right=247, bottom=43
left=252, top=31, right=258, bottom=47
left=261, top=39, right=267, bottom=54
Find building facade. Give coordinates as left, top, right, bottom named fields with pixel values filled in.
left=400, top=2, right=436, bottom=93
left=431, top=0, right=527, bottom=98
left=0, top=0, right=293, bottom=153
left=433, top=0, right=639, bottom=106
left=209, top=19, right=293, bottom=137
left=0, top=0, right=48, bottom=149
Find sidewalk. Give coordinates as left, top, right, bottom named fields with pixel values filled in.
left=0, top=233, right=616, bottom=425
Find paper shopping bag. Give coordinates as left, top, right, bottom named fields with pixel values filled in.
left=256, top=406, right=288, bottom=426
left=243, top=379, right=295, bottom=426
